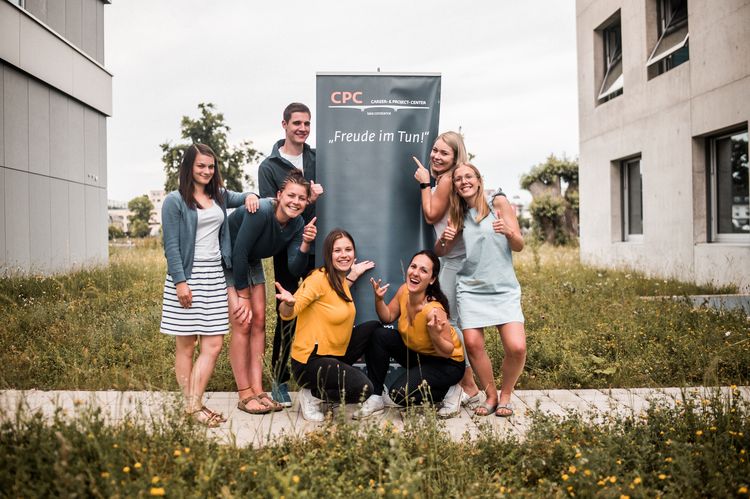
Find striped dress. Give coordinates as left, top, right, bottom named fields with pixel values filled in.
left=160, top=202, right=229, bottom=336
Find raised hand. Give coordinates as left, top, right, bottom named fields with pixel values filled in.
left=412, top=156, right=431, bottom=184
left=310, top=180, right=324, bottom=203
left=370, top=277, right=390, bottom=301
left=349, top=258, right=375, bottom=281
left=244, top=193, right=260, bottom=213
left=274, top=281, right=295, bottom=306
left=426, top=308, right=445, bottom=332
left=441, top=219, right=457, bottom=242
left=302, top=216, right=318, bottom=243
left=492, top=210, right=511, bottom=238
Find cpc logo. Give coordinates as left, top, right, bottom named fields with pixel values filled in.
left=330, top=91, right=363, bottom=104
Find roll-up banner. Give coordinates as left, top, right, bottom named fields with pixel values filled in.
left=316, top=73, right=441, bottom=324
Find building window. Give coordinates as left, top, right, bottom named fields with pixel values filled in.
left=709, top=127, right=749, bottom=242
left=622, top=157, right=643, bottom=240
left=647, top=0, right=689, bottom=78
left=597, top=13, right=623, bottom=104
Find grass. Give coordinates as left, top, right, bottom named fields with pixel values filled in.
left=0, top=239, right=748, bottom=391
left=1, top=388, right=748, bottom=497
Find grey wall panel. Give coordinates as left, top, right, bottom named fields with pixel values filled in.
left=84, top=107, right=99, bottom=186
left=4, top=169, right=30, bottom=270
left=68, top=99, right=84, bottom=183
left=84, top=184, right=99, bottom=260
left=96, top=0, right=104, bottom=63
left=50, top=177, right=70, bottom=270
left=99, top=186, right=107, bottom=261
left=65, top=0, right=82, bottom=49
left=0, top=168, right=5, bottom=270
left=0, top=63, right=4, bottom=167
left=29, top=173, right=51, bottom=271
left=98, top=115, right=106, bottom=186
left=46, top=0, right=65, bottom=35
left=81, top=0, right=96, bottom=58
left=28, top=79, right=50, bottom=176
left=49, top=91, right=70, bottom=180
left=3, top=68, right=29, bottom=171
left=25, top=0, right=47, bottom=23
left=68, top=181, right=85, bottom=266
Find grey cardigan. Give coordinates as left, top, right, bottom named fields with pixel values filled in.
left=162, top=189, right=249, bottom=284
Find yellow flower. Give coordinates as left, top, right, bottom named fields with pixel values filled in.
left=583, top=470, right=591, bottom=477
left=122, top=466, right=130, bottom=474
left=620, top=495, right=630, bottom=499
left=100, top=472, right=110, bottom=478
left=149, top=487, right=166, bottom=496
left=575, top=452, right=582, bottom=458
left=112, top=444, right=119, bottom=449
left=151, top=476, right=160, bottom=484
left=562, top=474, right=569, bottom=481
left=609, top=476, right=617, bottom=483
left=597, top=480, right=606, bottom=486
left=239, top=465, right=248, bottom=472
left=616, top=459, right=622, bottom=465
left=377, top=487, right=385, bottom=495
left=183, top=447, right=190, bottom=454
left=664, top=457, right=673, bottom=463
left=292, top=475, right=300, bottom=484
left=710, top=426, right=717, bottom=432
left=741, top=450, right=746, bottom=455
left=568, top=465, right=577, bottom=474
left=142, top=447, right=148, bottom=452
left=134, top=462, right=142, bottom=470
left=369, top=479, right=375, bottom=487
left=633, top=477, right=642, bottom=485
left=738, top=486, right=748, bottom=494
left=658, top=474, right=667, bottom=480
left=695, top=430, right=703, bottom=436
left=173, top=450, right=182, bottom=457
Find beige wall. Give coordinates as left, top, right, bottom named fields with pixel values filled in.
left=576, top=0, right=750, bottom=291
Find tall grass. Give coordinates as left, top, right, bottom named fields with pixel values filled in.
left=0, top=240, right=748, bottom=391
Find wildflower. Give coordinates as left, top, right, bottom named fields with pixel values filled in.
left=664, top=457, right=673, bottom=463
left=134, top=462, right=142, bottom=470
left=616, top=459, right=622, bottom=465
left=100, top=472, right=110, bottom=478
left=239, top=465, right=248, bottom=472
left=369, top=479, right=375, bottom=487
left=597, top=480, right=606, bottom=486
left=621, top=495, right=630, bottom=499
left=173, top=450, right=181, bottom=457
left=569, top=465, right=577, bottom=474
left=151, top=476, right=160, bottom=484
left=377, top=487, right=385, bottom=495
left=731, top=384, right=738, bottom=391
left=149, top=487, right=166, bottom=496
left=562, top=474, right=569, bottom=481
left=658, top=474, right=667, bottom=480
left=738, top=486, right=748, bottom=494
left=741, top=450, right=746, bottom=455
left=142, top=447, right=148, bottom=452
left=695, top=430, right=703, bottom=436
left=710, top=426, right=717, bottom=432
left=575, top=452, right=582, bottom=458
left=292, top=476, right=300, bottom=484
left=584, top=470, right=591, bottom=476
left=633, top=477, right=642, bottom=485
left=123, top=466, right=130, bottom=474
left=609, top=476, right=617, bottom=483
left=112, top=444, right=119, bottom=449
left=253, top=471, right=258, bottom=476
left=183, top=447, right=190, bottom=454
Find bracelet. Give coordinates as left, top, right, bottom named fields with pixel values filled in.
left=346, top=276, right=355, bottom=283
left=238, top=296, right=251, bottom=300
left=419, top=182, right=430, bottom=189
left=439, top=238, right=446, bottom=248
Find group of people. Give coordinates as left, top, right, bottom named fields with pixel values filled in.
left=159, top=102, right=526, bottom=426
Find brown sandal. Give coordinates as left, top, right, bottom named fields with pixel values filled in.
left=237, top=395, right=272, bottom=415
left=258, top=392, right=284, bottom=412
left=188, top=406, right=223, bottom=427
left=201, top=405, right=227, bottom=422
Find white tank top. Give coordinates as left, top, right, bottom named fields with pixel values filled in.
left=194, top=202, right=223, bottom=260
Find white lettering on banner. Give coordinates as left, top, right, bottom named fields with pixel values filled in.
left=329, top=130, right=429, bottom=144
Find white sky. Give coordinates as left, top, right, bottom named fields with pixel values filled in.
left=105, top=1, right=579, bottom=204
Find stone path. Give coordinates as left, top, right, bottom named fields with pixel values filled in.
left=1, top=387, right=747, bottom=447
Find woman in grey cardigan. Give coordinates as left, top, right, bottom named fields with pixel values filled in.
left=160, top=143, right=258, bottom=427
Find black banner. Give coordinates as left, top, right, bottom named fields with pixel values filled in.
left=316, top=73, right=441, bottom=323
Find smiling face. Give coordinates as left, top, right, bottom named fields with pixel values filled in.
left=331, top=236, right=355, bottom=274
left=282, top=111, right=311, bottom=147
left=275, top=183, right=309, bottom=223
left=453, top=164, right=481, bottom=202
left=406, top=254, right=436, bottom=294
left=429, top=138, right=456, bottom=176
left=191, top=152, right=216, bottom=187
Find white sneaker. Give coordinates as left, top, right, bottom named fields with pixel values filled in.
left=352, top=394, right=385, bottom=420
left=461, top=390, right=481, bottom=407
left=298, top=388, right=324, bottom=422
left=437, top=384, right=463, bottom=418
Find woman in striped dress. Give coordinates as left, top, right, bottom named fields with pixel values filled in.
left=160, top=143, right=258, bottom=427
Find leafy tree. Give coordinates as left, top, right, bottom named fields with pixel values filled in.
left=127, top=195, right=154, bottom=238
left=520, top=154, right=579, bottom=245
left=161, top=103, right=262, bottom=193
left=108, top=224, right=125, bottom=240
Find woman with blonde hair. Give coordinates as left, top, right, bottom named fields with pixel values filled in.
left=412, top=131, right=480, bottom=417
left=446, top=163, right=526, bottom=417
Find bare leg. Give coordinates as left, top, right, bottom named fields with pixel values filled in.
left=175, top=336, right=197, bottom=403
left=463, top=328, right=498, bottom=407
left=228, top=286, right=265, bottom=412
left=248, top=283, right=267, bottom=393
left=185, top=335, right=224, bottom=412
left=497, top=322, right=526, bottom=412
left=459, top=366, right=480, bottom=397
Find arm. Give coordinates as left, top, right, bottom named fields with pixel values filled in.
left=162, top=196, right=192, bottom=307
left=492, top=196, right=524, bottom=252
left=223, top=189, right=260, bottom=213
left=434, top=219, right=459, bottom=257
left=277, top=274, right=322, bottom=321
left=231, top=210, right=265, bottom=292
left=346, top=259, right=375, bottom=285
left=257, top=162, right=278, bottom=199
left=371, top=279, right=402, bottom=324
left=425, top=306, right=456, bottom=358
left=286, top=218, right=315, bottom=277
left=413, top=157, right=452, bottom=224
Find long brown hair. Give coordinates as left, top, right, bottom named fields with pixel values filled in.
left=448, top=163, right=490, bottom=232
left=320, top=229, right=355, bottom=303
left=410, top=250, right=450, bottom=319
left=178, top=143, right=224, bottom=209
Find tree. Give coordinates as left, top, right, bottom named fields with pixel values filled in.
left=127, top=195, right=154, bottom=238
left=161, top=102, right=262, bottom=193
left=108, top=224, right=125, bottom=240
left=520, top=154, right=579, bottom=245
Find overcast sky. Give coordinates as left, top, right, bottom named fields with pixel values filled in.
left=104, top=1, right=579, bottom=203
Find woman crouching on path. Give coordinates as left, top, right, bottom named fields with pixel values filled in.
left=274, top=229, right=376, bottom=421
left=448, top=163, right=526, bottom=417
left=228, top=169, right=317, bottom=415
left=354, top=250, right=466, bottom=419
left=160, top=143, right=259, bottom=427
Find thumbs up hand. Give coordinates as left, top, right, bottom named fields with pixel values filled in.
left=492, top=210, right=511, bottom=238
left=310, top=180, right=324, bottom=203
left=302, top=216, right=318, bottom=243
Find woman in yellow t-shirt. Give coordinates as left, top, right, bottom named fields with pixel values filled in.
left=353, top=250, right=465, bottom=419
left=275, top=229, right=377, bottom=422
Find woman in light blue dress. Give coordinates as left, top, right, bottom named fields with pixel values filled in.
left=446, top=163, right=526, bottom=417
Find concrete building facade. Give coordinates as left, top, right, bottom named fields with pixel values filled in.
left=576, top=0, right=750, bottom=291
left=1, top=0, right=112, bottom=274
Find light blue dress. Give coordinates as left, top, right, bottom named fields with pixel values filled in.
left=456, top=208, right=524, bottom=329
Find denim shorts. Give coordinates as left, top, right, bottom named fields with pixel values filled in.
left=224, top=261, right=265, bottom=287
